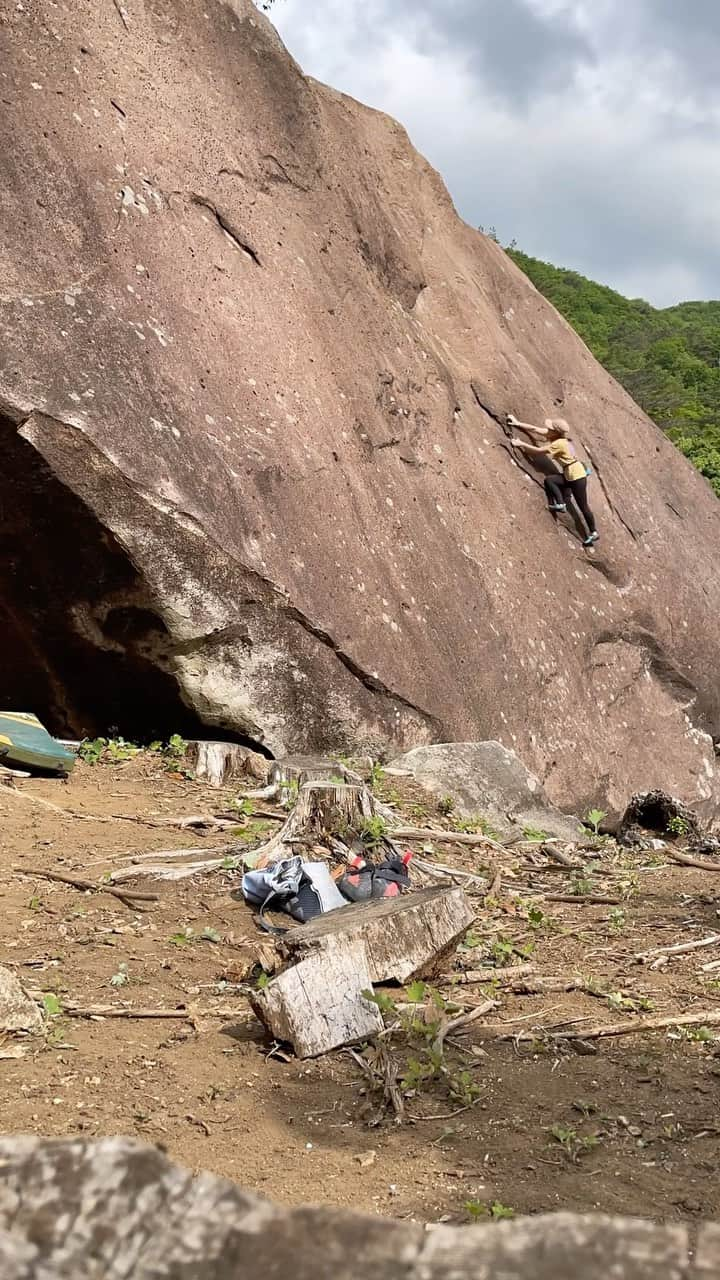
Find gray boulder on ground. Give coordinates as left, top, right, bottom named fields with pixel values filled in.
left=389, top=741, right=583, bottom=841
left=0, top=967, right=43, bottom=1036
left=0, top=1137, right=715, bottom=1279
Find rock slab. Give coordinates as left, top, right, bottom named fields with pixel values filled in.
left=0, top=967, right=43, bottom=1036
left=0, top=0, right=718, bottom=817
left=390, top=741, right=583, bottom=840
left=0, top=1137, right=717, bottom=1279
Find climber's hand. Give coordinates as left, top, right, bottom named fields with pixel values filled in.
left=506, top=414, right=518, bottom=427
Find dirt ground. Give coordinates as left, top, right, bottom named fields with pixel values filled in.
left=1, top=753, right=719, bottom=1226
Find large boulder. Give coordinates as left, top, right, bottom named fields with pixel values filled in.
left=0, top=1137, right=714, bottom=1279
left=389, top=742, right=583, bottom=840
left=0, top=967, right=43, bottom=1037
left=0, top=1, right=719, bottom=817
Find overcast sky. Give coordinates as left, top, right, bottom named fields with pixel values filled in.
left=269, top=0, right=720, bottom=307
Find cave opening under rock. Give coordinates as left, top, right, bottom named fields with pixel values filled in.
left=0, top=412, right=271, bottom=756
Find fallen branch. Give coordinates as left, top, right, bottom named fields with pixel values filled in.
left=476, top=1008, right=720, bottom=1043
left=412, top=856, right=491, bottom=889
left=234, top=783, right=280, bottom=802
left=119, top=844, right=236, bottom=863
left=448, top=963, right=537, bottom=986
left=539, top=843, right=579, bottom=868
left=14, top=866, right=159, bottom=911
left=663, top=848, right=720, bottom=872
left=109, top=858, right=241, bottom=883
left=393, top=825, right=507, bottom=854
left=635, top=934, right=720, bottom=963
left=62, top=1004, right=245, bottom=1021
left=432, top=999, right=497, bottom=1057
left=543, top=894, right=622, bottom=906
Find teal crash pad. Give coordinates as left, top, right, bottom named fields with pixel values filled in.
left=0, top=713, right=76, bottom=775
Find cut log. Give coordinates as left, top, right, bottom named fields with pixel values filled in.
left=252, top=935, right=383, bottom=1058
left=185, top=741, right=269, bottom=789
left=282, top=886, right=475, bottom=983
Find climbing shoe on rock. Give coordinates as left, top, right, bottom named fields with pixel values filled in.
left=548, top=503, right=567, bottom=512
left=583, top=531, right=600, bottom=546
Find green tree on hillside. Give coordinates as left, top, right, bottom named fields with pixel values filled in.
left=508, top=249, right=720, bottom=498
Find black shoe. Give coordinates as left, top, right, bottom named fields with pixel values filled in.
left=583, top=531, right=600, bottom=547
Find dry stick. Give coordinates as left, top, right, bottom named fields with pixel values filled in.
left=476, top=1008, right=720, bottom=1043
left=393, top=825, right=507, bottom=855
left=449, top=963, right=537, bottom=986
left=14, top=866, right=159, bottom=910
left=63, top=1005, right=244, bottom=1021
left=540, top=843, right=579, bottom=868
left=432, top=999, right=497, bottom=1056
left=412, top=856, right=491, bottom=889
left=636, top=934, right=720, bottom=963
left=543, top=893, right=622, bottom=906
left=664, top=848, right=720, bottom=872
left=109, top=857, right=240, bottom=883
left=119, top=843, right=236, bottom=863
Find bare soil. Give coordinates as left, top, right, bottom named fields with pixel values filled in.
left=1, top=756, right=719, bottom=1225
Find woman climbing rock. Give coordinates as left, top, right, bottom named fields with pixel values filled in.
left=507, top=413, right=599, bottom=547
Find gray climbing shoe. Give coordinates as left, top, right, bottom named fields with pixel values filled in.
left=548, top=503, right=567, bottom=512
left=583, top=531, right=600, bottom=547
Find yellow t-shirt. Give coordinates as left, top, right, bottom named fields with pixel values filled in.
left=548, top=438, right=586, bottom=482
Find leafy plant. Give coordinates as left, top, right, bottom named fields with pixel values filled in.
left=672, top=1024, right=715, bottom=1043
left=361, top=982, right=483, bottom=1114
left=78, top=737, right=140, bottom=765
left=231, top=797, right=254, bottom=817
left=667, top=815, right=689, bottom=837
left=169, top=927, right=196, bottom=946
left=550, top=1124, right=599, bottom=1162
left=369, top=761, right=385, bottom=789
left=42, top=992, right=63, bottom=1017
left=454, top=815, right=501, bottom=840
left=584, top=808, right=607, bottom=836
left=606, top=990, right=654, bottom=1014
left=359, top=815, right=387, bottom=848
left=437, top=795, right=455, bottom=817
left=110, top=962, right=129, bottom=988
left=164, top=734, right=187, bottom=760
left=489, top=936, right=534, bottom=967
left=571, top=875, right=597, bottom=897
left=522, top=825, right=548, bottom=842
left=608, top=907, right=627, bottom=932
left=466, top=1199, right=515, bottom=1222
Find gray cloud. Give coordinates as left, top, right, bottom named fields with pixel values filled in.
left=393, top=0, right=594, bottom=105
left=270, top=0, right=720, bottom=306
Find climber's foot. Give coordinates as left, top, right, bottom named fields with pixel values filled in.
left=548, top=503, right=567, bottom=512
left=583, top=531, right=600, bottom=547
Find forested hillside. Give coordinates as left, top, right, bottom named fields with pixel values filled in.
left=508, top=250, right=720, bottom=497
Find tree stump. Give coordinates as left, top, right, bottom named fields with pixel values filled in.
left=254, top=782, right=378, bottom=868
left=185, top=741, right=269, bottom=789
left=619, top=790, right=703, bottom=844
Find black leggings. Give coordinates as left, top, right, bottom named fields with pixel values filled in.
left=544, top=474, right=596, bottom=536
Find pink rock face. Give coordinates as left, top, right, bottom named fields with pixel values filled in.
left=0, top=0, right=718, bottom=816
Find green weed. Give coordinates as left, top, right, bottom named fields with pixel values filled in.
left=522, top=825, right=548, bottom=842
left=466, top=1200, right=515, bottom=1222
left=550, top=1124, right=599, bottom=1162
left=584, top=808, right=607, bottom=836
